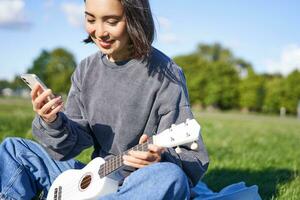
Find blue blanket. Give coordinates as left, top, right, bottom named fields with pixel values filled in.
left=191, top=181, right=261, bottom=200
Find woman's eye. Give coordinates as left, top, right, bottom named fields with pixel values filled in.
left=107, top=20, right=118, bottom=25
left=87, top=19, right=95, bottom=23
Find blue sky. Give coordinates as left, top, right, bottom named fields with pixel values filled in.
left=1, top=0, right=300, bottom=80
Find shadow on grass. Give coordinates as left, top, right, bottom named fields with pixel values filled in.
left=202, top=168, right=295, bottom=200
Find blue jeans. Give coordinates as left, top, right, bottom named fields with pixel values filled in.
left=0, top=138, right=190, bottom=200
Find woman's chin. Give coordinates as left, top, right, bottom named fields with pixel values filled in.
left=98, top=47, right=114, bottom=56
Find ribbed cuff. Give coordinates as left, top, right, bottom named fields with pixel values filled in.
left=39, top=112, right=64, bottom=130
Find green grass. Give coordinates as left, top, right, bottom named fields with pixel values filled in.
left=197, top=111, right=300, bottom=200
left=0, top=97, right=299, bottom=199
left=0, top=97, right=35, bottom=141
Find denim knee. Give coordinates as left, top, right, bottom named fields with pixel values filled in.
left=1, top=137, right=27, bottom=155
left=157, top=162, right=189, bottom=186
left=113, top=162, right=190, bottom=200
left=1, top=137, right=18, bottom=152
left=149, top=162, right=190, bottom=199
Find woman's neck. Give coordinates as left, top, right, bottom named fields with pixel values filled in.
left=107, top=45, right=133, bottom=62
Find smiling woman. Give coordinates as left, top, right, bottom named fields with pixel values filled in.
left=83, top=0, right=155, bottom=60
left=84, top=0, right=131, bottom=62
left=0, top=0, right=209, bottom=199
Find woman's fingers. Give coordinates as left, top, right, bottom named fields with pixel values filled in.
left=123, top=135, right=164, bottom=168
left=123, top=150, right=161, bottom=168
left=148, top=144, right=165, bottom=154
left=139, top=134, right=148, bottom=144
left=123, top=154, right=151, bottom=168
left=128, top=150, right=157, bottom=161
left=31, top=84, right=42, bottom=101
left=35, top=89, right=53, bottom=104
left=30, top=84, right=64, bottom=123
left=39, top=96, right=63, bottom=115
left=42, top=102, right=64, bottom=123
left=32, top=89, right=53, bottom=110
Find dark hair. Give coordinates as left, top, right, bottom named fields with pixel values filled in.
left=83, top=0, right=155, bottom=59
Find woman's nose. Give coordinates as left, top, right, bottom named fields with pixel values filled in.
left=96, top=25, right=109, bottom=40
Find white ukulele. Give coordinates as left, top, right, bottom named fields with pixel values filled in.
left=47, top=119, right=201, bottom=200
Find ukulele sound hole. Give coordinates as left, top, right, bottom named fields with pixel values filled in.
left=80, top=174, right=92, bottom=190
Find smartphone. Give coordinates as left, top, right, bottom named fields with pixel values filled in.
left=21, top=74, right=48, bottom=90
left=20, top=74, right=55, bottom=101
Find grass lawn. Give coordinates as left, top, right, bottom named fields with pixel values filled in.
left=197, top=111, right=300, bottom=200
left=0, top=97, right=299, bottom=199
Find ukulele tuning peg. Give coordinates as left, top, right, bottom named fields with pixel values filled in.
left=170, top=124, right=176, bottom=131
left=190, top=141, right=198, bottom=150
left=175, top=146, right=182, bottom=154
left=185, top=118, right=190, bottom=126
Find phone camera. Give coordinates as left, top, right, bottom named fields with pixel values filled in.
left=22, top=78, right=30, bottom=85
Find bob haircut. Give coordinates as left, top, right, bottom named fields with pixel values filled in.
left=83, top=0, right=156, bottom=59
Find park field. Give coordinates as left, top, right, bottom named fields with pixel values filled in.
left=0, top=97, right=299, bottom=199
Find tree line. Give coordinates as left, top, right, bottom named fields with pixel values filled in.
left=1, top=44, right=300, bottom=115
left=174, top=43, right=300, bottom=115
left=0, top=48, right=76, bottom=95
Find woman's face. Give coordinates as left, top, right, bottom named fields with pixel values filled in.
left=85, top=0, right=130, bottom=62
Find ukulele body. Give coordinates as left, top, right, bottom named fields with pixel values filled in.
left=47, top=157, right=119, bottom=200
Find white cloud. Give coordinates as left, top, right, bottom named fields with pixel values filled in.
left=264, top=44, right=300, bottom=76
left=0, top=0, right=31, bottom=29
left=156, top=16, right=180, bottom=45
left=61, top=3, right=84, bottom=28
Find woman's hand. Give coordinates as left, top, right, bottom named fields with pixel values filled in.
left=31, top=84, right=64, bottom=124
left=123, top=134, right=165, bottom=169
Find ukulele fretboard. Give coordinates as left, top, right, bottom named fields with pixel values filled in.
left=98, top=137, right=153, bottom=178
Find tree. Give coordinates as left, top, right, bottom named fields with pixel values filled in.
left=235, top=58, right=253, bottom=78
left=44, top=48, right=76, bottom=94
left=174, top=43, right=240, bottom=109
left=282, top=70, right=300, bottom=114
left=27, top=50, right=51, bottom=82
left=26, top=48, right=76, bottom=94
left=239, top=71, right=266, bottom=112
left=10, top=76, right=25, bottom=90
left=0, top=80, right=11, bottom=91
left=174, top=54, right=209, bottom=105
left=263, top=76, right=284, bottom=113
left=203, top=61, right=239, bottom=109
left=196, top=43, right=234, bottom=64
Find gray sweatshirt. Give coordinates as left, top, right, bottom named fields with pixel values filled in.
left=32, top=48, right=209, bottom=186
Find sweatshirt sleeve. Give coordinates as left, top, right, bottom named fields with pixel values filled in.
left=158, top=107, right=209, bottom=187
left=32, top=60, right=94, bottom=161
left=156, top=64, right=209, bottom=186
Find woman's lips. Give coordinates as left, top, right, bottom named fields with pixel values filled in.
left=98, top=40, right=113, bottom=48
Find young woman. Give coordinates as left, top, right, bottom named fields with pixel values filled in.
left=0, top=0, right=209, bottom=199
